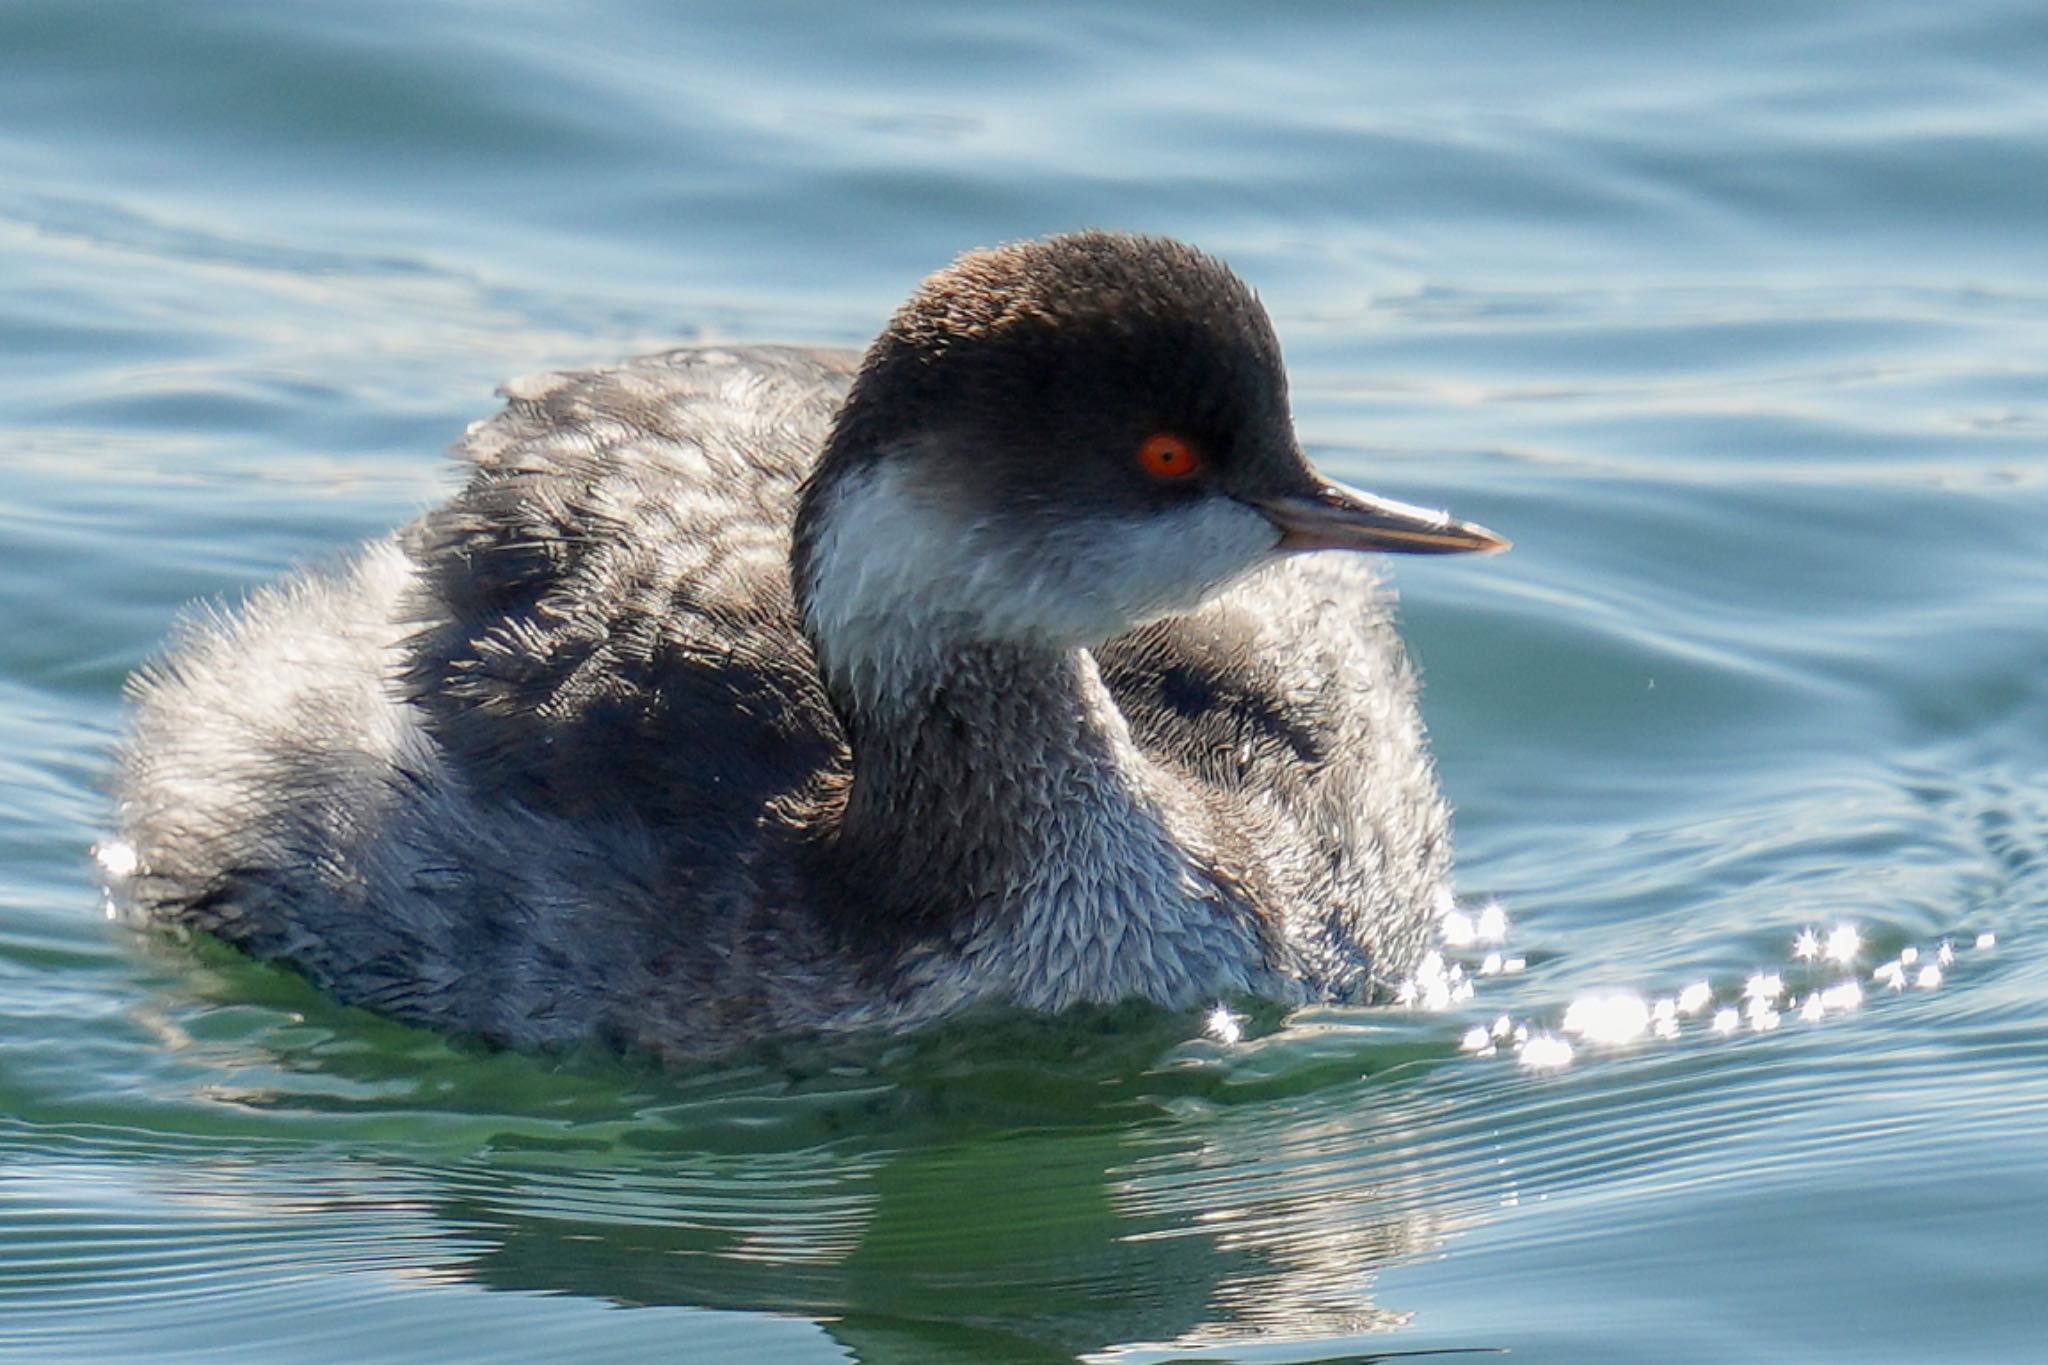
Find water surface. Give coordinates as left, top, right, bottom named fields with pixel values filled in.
left=5, top=2, right=2046, bottom=1361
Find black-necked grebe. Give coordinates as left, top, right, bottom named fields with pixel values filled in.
left=111, top=232, right=1506, bottom=1059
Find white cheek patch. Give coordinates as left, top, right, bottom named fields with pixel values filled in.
left=800, top=460, right=985, bottom=704
left=803, top=457, right=1283, bottom=709
left=1035, top=493, right=1281, bottom=632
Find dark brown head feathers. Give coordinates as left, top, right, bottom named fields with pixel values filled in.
left=820, top=231, right=1291, bottom=469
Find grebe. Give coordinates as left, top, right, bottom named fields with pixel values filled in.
left=113, top=232, right=1505, bottom=1059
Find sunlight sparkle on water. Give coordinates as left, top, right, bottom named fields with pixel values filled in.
left=1204, top=1004, right=1245, bottom=1045
left=1796, top=976, right=1864, bottom=1021
left=1562, top=991, right=1651, bottom=1046
left=93, top=840, right=139, bottom=920
left=1428, top=892, right=1992, bottom=1075
left=1819, top=980, right=1863, bottom=1012
left=1405, top=897, right=1515, bottom=1008
left=1398, top=950, right=1474, bottom=1011
left=1792, top=922, right=1863, bottom=966
left=1440, top=898, right=1509, bottom=949
left=94, top=840, right=138, bottom=880
left=1517, top=1033, right=1573, bottom=1070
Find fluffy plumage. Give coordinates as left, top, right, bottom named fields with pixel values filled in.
left=113, top=233, right=1488, bottom=1059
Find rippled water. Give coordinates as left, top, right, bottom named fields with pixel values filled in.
left=6, top=1, right=2047, bottom=1360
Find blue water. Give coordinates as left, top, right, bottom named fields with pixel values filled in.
left=6, top=1, right=2047, bottom=1360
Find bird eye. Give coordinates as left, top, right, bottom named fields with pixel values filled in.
left=1137, top=433, right=1201, bottom=481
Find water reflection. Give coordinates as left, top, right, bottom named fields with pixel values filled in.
left=98, top=985, right=1498, bottom=1362
left=1105, top=1100, right=1476, bottom=1355
left=441, top=1063, right=1476, bottom=1359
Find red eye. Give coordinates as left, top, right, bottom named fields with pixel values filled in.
left=1137, top=433, right=1201, bottom=481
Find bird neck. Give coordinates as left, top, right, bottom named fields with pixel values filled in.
left=804, top=638, right=1270, bottom=1011
left=831, top=640, right=1162, bottom=916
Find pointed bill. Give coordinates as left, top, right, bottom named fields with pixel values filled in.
left=1250, top=478, right=1508, bottom=556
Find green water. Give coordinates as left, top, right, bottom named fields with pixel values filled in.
left=4, top=2, right=2046, bottom=1360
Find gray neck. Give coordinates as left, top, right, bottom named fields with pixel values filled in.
left=814, top=641, right=1275, bottom=1013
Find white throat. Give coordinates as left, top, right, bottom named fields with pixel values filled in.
left=800, top=453, right=1280, bottom=715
